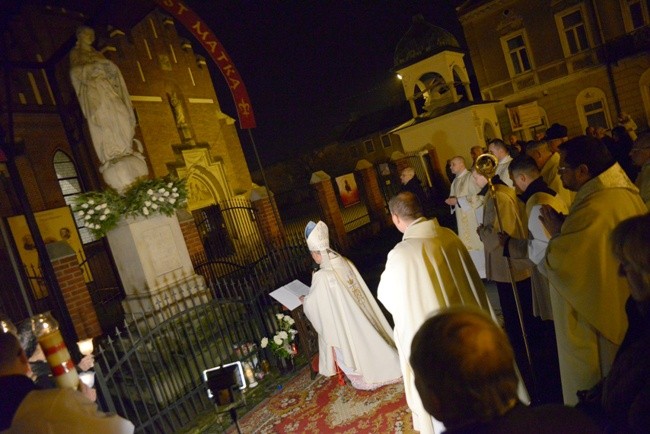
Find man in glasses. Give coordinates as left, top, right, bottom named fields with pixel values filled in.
left=539, top=135, right=646, bottom=405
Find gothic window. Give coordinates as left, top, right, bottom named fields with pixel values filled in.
left=500, top=31, right=533, bottom=77
left=53, top=151, right=95, bottom=244
left=555, top=5, right=592, bottom=56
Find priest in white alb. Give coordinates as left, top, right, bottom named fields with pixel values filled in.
left=445, top=156, right=485, bottom=278
left=302, top=221, right=402, bottom=390
left=378, top=192, right=507, bottom=434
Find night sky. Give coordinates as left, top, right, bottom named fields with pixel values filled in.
left=183, top=1, right=465, bottom=167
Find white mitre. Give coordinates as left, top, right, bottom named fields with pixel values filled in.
left=305, top=220, right=330, bottom=252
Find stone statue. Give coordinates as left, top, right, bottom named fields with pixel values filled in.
left=70, top=26, right=148, bottom=192
left=168, top=92, right=186, bottom=126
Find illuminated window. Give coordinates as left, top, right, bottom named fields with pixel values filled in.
left=500, top=31, right=533, bottom=77
left=53, top=151, right=95, bottom=244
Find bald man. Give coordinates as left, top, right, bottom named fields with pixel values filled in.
left=445, top=156, right=485, bottom=277
left=400, top=166, right=430, bottom=217
left=410, top=307, right=599, bottom=433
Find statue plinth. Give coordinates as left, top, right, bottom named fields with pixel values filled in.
left=106, top=213, right=210, bottom=320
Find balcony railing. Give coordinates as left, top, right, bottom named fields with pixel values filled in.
left=597, top=25, right=650, bottom=64
left=481, top=49, right=599, bottom=100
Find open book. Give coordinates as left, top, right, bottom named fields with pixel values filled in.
left=269, top=279, right=310, bottom=311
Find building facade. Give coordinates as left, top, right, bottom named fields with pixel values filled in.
left=0, top=3, right=253, bottom=322
left=457, top=0, right=650, bottom=140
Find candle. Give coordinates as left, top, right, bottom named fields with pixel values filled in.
left=244, top=362, right=257, bottom=388
left=32, top=313, right=79, bottom=390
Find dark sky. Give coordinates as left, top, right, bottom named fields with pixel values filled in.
left=184, top=1, right=465, bottom=166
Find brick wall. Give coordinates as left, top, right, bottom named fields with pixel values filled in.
left=356, top=166, right=390, bottom=228
left=177, top=210, right=205, bottom=258
left=49, top=243, right=101, bottom=339
left=250, top=190, right=286, bottom=248
left=311, top=175, right=349, bottom=252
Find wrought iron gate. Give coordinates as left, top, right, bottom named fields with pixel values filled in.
left=192, top=197, right=267, bottom=267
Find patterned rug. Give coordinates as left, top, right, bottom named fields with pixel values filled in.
left=227, top=368, right=415, bottom=433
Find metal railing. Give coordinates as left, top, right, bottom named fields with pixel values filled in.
left=481, top=49, right=600, bottom=101
left=93, top=237, right=316, bottom=433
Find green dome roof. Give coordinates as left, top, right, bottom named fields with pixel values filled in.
left=394, top=14, right=461, bottom=70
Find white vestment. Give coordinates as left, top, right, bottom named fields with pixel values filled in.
left=303, top=256, right=402, bottom=389
left=449, top=169, right=485, bottom=278
left=5, top=388, right=134, bottom=434
left=303, top=221, right=401, bottom=390
left=507, top=187, right=569, bottom=320
left=377, top=218, right=498, bottom=434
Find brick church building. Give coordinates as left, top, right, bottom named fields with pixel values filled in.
left=0, top=2, right=254, bottom=329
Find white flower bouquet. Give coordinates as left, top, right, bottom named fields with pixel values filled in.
left=73, top=176, right=187, bottom=238
left=260, top=313, right=298, bottom=359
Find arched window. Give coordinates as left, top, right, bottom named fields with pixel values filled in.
left=575, top=87, right=612, bottom=132
left=53, top=151, right=95, bottom=244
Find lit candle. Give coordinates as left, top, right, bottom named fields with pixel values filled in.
left=244, top=362, right=257, bottom=388
left=32, top=313, right=79, bottom=390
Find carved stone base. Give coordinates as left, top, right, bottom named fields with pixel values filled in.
left=106, top=213, right=210, bottom=321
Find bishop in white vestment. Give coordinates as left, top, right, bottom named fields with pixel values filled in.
left=302, top=221, right=402, bottom=390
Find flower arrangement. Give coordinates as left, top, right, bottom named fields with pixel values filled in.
left=260, top=313, right=298, bottom=359
left=73, top=177, right=187, bottom=238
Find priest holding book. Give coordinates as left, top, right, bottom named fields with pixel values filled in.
left=301, top=221, right=402, bottom=390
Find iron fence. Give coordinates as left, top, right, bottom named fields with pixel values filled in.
left=193, top=197, right=268, bottom=266
left=76, top=241, right=125, bottom=333
left=94, top=236, right=316, bottom=433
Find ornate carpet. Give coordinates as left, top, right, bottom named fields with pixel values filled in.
left=227, top=368, right=415, bottom=433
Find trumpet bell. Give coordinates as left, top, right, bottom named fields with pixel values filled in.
left=474, top=153, right=498, bottom=180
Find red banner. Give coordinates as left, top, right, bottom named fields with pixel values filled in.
left=157, top=0, right=256, bottom=129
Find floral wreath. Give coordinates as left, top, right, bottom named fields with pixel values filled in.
left=73, top=177, right=187, bottom=238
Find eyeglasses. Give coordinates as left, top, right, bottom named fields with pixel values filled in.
left=558, top=165, right=571, bottom=173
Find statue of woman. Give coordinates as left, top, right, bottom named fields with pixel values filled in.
left=70, top=26, right=142, bottom=172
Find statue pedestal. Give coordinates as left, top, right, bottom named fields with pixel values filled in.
left=106, top=213, right=210, bottom=320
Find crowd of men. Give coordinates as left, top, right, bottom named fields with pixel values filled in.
left=3, top=119, right=649, bottom=433
left=303, top=119, right=648, bottom=433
